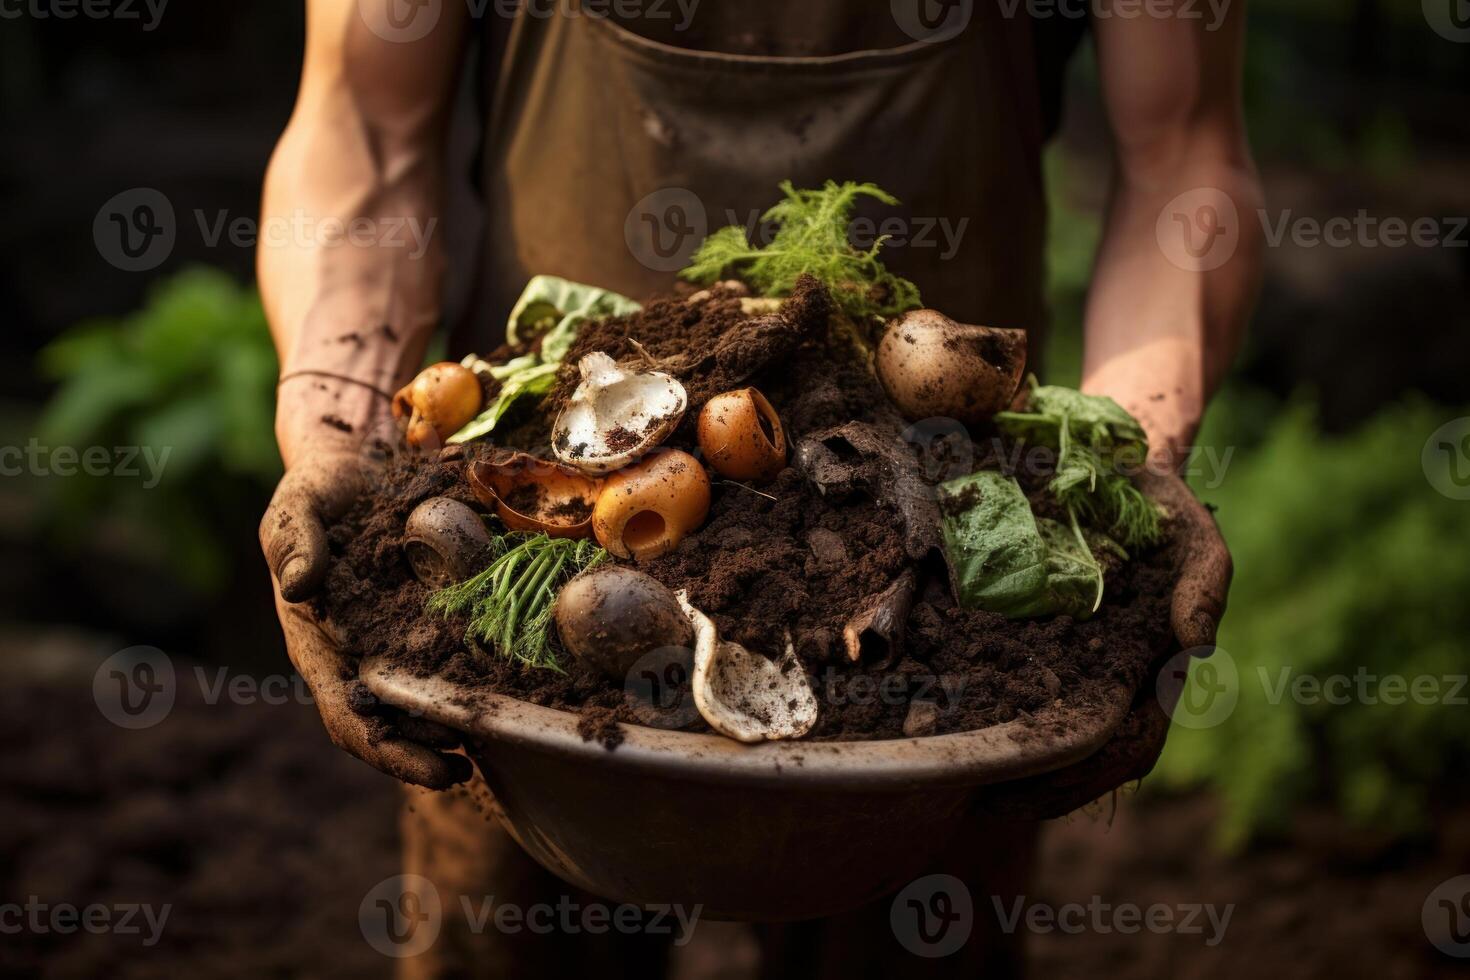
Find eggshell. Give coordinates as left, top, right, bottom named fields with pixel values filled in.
left=592, top=450, right=711, bottom=561
left=697, top=388, right=787, bottom=483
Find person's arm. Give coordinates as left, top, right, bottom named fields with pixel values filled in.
left=1082, top=0, right=1265, bottom=470
left=257, top=0, right=473, bottom=788
left=260, top=0, right=469, bottom=468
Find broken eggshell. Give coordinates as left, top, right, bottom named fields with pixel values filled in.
left=676, top=591, right=818, bottom=743
left=592, top=449, right=711, bottom=562
left=552, top=352, right=687, bottom=475
left=875, top=309, right=1027, bottom=428
left=392, top=362, right=484, bottom=449
left=553, top=566, right=694, bottom=680
left=697, top=387, right=787, bottom=483
left=467, top=452, right=602, bottom=539
left=402, top=497, right=495, bottom=588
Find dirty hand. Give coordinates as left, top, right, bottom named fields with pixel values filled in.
left=261, top=392, right=471, bottom=789
left=1138, top=469, right=1232, bottom=654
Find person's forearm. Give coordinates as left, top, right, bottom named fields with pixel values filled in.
left=1081, top=149, right=1264, bottom=466
left=258, top=0, right=467, bottom=468
left=259, top=116, right=446, bottom=466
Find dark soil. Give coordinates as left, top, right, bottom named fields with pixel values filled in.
left=318, top=278, right=1180, bottom=747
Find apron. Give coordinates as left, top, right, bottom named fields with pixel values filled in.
left=471, top=0, right=1049, bottom=351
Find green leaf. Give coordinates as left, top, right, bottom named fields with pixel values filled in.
left=938, top=471, right=1103, bottom=620
left=505, top=275, right=642, bottom=347
left=994, top=380, right=1161, bottom=549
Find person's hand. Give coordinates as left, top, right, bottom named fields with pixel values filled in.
left=1137, top=469, right=1232, bottom=654
left=260, top=386, right=472, bottom=789
left=1080, top=355, right=1232, bottom=649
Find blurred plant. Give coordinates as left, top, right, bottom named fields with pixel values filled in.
left=1153, top=399, right=1470, bottom=848
left=37, top=267, right=280, bottom=591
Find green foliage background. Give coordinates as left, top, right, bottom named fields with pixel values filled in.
left=36, top=268, right=281, bottom=590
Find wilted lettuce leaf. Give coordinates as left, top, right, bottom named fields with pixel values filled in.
left=938, top=471, right=1102, bottom=621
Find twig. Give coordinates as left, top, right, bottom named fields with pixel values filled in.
left=719, top=480, right=777, bottom=503
left=628, top=337, right=660, bottom=370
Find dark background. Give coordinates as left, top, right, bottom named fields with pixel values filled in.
left=2, top=1, right=1469, bottom=976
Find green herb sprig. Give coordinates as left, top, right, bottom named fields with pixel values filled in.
left=426, top=534, right=608, bottom=670
left=680, top=180, right=922, bottom=320
left=995, top=381, right=1163, bottom=551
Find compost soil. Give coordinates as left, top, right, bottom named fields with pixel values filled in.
left=318, top=279, right=1180, bottom=747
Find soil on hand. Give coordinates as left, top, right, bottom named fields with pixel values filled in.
left=318, top=278, right=1181, bottom=748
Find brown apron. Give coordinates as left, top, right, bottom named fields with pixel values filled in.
left=473, top=0, right=1049, bottom=345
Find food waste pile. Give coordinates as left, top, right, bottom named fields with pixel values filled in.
left=318, top=274, right=1179, bottom=748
